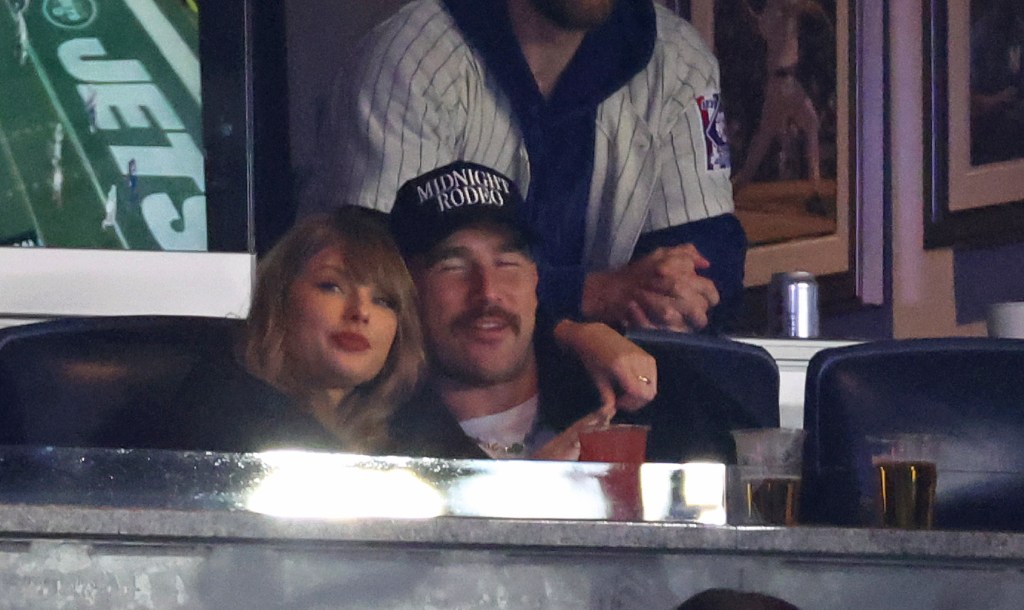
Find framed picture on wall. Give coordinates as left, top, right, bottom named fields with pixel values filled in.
left=924, top=0, right=1024, bottom=248
left=663, top=0, right=862, bottom=327
left=668, top=1, right=857, bottom=287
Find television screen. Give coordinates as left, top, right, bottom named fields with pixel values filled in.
left=1, top=0, right=213, bottom=251
left=0, top=0, right=282, bottom=319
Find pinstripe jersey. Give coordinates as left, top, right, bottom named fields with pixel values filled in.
left=320, top=0, right=735, bottom=273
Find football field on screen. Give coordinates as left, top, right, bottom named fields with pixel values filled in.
left=0, top=0, right=204, bottom=251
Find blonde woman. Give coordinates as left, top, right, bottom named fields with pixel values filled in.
left=169, top=206, right=423, bottom=454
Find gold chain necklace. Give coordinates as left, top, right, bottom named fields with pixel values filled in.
left=470, top=437, right=526, bottom=457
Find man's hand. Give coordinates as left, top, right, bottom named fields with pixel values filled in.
left=532, top=408, right=613, bottom=461
left=581, top=244, right=720, bottom=332
left=553, top=320, right=657, bottom=413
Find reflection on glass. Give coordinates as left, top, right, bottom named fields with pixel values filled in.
left=650, top=462, right=727, bottom=525
left=0, top=447, right=731, bottom=524
left=447, top=461, right=607, bottom=520
left=642, top=463, right=675, bottom=520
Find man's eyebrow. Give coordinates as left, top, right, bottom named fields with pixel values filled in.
left=426, top=245, right=471, bottom=265
left=497, top=242, right=528, bottom=255
left=497, top=236, right=533, bottom=258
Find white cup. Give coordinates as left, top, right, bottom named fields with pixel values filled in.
left=987, top=302, right=1024, bottom=338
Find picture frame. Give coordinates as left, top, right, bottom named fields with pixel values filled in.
left=690, top=0, right=854, bottom=283
left=924, top=0, right=1024, bottom=249
left=665, top=0, right=865, bottom=328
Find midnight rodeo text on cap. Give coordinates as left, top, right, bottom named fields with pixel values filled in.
left=415, top=165, right=513, bottom=211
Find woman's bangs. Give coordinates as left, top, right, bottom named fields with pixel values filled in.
left=341, top=235, right=410, bottom=309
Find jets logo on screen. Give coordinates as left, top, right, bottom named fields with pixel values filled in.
left=42, top=0, right=98, bottom=29
left=697, top=93, right=730, bottom=172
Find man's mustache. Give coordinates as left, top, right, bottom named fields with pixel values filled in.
left=452, top=305, right=520, bottom=334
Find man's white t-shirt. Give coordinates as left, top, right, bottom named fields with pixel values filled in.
left=458, top=396, right=557, bottom=459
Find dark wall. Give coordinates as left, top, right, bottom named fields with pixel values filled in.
left=285, top=1, right=407, bottom=196
left=954, top=243, right=1024, bottom=325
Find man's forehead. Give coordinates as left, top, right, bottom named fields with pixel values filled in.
left=432, top=224, right=530, bottom=257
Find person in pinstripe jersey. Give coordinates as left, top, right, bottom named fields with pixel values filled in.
left=313, top=0, right=748, bottom=334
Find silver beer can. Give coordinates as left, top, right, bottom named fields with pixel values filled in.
left=767, top=271, right=819, bottom=338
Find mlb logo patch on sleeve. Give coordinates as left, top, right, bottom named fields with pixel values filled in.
left=697, top=93, right=730, bottom=171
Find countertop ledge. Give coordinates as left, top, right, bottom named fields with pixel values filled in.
left=2, top=504, right=1023, bottom=563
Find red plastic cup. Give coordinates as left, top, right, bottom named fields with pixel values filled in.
left=578, top=424, right=650, bottom=463
left=578, top=424, right=650, bottom=520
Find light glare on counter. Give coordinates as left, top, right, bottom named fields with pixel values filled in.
left=245, top=451, right=445, bottom=519
left=447, top=460, right=607, bottom=519
left=680, top=462, right=727, bottom=524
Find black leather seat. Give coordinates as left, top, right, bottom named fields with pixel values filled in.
left=0, top=316, right=243, bottom=449
left=801, top=338, right=1024, bottom=531
left=624, top=330, right=780, bottom=462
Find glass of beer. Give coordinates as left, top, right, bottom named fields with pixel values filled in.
left=730, top=428, right=807, bottom=526
left=868, top=434, right=941, bottom=529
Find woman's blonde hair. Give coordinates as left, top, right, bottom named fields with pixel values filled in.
left=244, top=207, right=424, bottom=452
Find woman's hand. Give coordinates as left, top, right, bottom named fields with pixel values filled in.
left=532, top=408, right=613, bottom=461
left=553, top=320, right=657, bottom=413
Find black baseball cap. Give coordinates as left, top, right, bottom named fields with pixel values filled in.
left=389, top=161, right=533, bottom=257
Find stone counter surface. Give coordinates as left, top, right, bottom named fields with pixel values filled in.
left=2, top=503, right=1024, bottom=609
left=2, top=502, right=1024, bottom=563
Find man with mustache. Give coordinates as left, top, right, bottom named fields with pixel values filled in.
left=314, top=0, right=746, bottom=334
left=386, top=162, right=760, bottom=462
left=387, top=161, right=657, bottom=459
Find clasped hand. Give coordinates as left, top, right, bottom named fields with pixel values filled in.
left=583, top=244, right=720, bottom=333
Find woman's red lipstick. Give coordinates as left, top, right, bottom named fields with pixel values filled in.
left=331, top=331, right=370, bottom=351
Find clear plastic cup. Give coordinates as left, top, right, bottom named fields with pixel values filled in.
left=731, top=428, right=807, bottom=526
